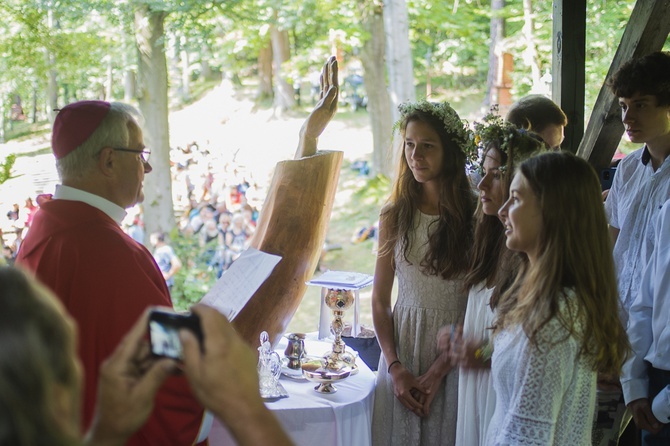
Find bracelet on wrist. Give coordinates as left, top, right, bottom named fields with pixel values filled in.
left=387, top=359, right=402, bottom=374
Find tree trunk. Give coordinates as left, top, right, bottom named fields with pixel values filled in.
left=270, top=20, right=295, bottom=113
left=124, top=70, right=136, bottom=102
left=31, top=84, right=38, bottom=124
left=257, top=41, right=273, bottom=100
left=134, top=5, right=175, bottom=238
left=47, top=62, right=58, bottom=121
left=46, top=8, right=58, bottom=122
left=382, top=0, right=415, bottom=125
left=122, top=30, right=136, bottom=102
left=484, top=0, right=505, bottom=107
left=361, top=2, right=393, bottom=177
left=0, top=93, right=5, bottom=144
left=106, top=58, right=113, bottom=101
left=201, top=56, right=212, bottom=81
left=181, top=40, right=190, bottom=101
left=522, top=0, right=541, bottom=89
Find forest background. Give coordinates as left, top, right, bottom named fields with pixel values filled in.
left=1, top=0, right=669, bottom=333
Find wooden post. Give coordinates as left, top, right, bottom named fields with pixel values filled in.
left=577, top=0, right=670, bottom=169
left=496, top=52, right=514, bottom=107
left=552, top=0, right=586, bottom=154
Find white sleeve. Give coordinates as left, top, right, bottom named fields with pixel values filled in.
left=651, top=385, right=670, bottom=424
left=604, top=161, right=624, bottom=229
left=493, top=324, right=579, bottom=445
left=621, top=250, right=655, bottom=404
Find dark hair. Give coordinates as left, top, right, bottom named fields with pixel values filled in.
left=381, top=108, right=475, bottom=279
left=464, top=131, right=545, bottom=306
left=506, top=95, right=568, bottom=133
left=608, top=51, right=670, bottom=105
left=0, top=267, right=79, bottom=446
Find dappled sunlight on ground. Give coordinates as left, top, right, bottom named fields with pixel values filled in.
left=169, top=79, right=374, bottom=188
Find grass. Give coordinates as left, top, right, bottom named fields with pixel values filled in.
left=3, top=120, right=51, bottom=143
left=285, top=161, right=391, bottom=334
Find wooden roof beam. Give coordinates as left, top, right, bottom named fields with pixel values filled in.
left=552, top=0, right=586, bottom=154
left=577, top=0, right=670, bottom=170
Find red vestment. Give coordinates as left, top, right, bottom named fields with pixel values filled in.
left=17, top=200, right=206, bottom=446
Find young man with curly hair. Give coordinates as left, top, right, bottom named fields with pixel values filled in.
left=597, top=50, right=670, bottom=446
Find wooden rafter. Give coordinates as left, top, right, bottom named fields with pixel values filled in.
left=577, top=0, right=670, bottom=170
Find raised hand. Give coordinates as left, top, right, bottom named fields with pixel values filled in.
left=295, top=56, right=339, bottom=159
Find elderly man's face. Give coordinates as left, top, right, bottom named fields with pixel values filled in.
left=116, top=121, right=152, bottom=208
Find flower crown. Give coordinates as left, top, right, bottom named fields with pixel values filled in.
left=473, top=105, right=545, bottom=174
left=395, top=100, right=475, bottom=158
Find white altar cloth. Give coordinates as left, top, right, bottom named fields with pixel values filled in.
left=208, top=337, right=376, bottom=446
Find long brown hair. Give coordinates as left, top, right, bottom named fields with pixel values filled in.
left=495, top=152, right=628, bottom=375
left=380, top=106, right=475, bottom=279
left=464, top=131, right=545, bottom=307
left=0, top=267, right=80, bottom=446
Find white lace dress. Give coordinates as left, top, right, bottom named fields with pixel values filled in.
left=456, top=284, right=496, bottom=446
left=372, top=212, right=468, bottom=446
left=486, top=292, right=596, bottom=445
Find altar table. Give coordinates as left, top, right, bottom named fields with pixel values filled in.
left=208, top=337, right=377, bottom=446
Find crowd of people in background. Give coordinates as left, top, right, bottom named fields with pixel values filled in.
left=121, top=140, right=263, bottom=288
left=2, top=142, right=262, bottom=287
left=1, top=197, right=38, bottom=265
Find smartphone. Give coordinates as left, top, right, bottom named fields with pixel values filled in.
left=599, top=167, right=616, bottom=191
left=148, top=309, right=203, bottom=360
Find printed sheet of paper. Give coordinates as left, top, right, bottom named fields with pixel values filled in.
left=200, top=248, right=282, bottom=319
left=307, top=270, right=373, bottom=290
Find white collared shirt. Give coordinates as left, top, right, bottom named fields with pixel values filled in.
left=605, top=146, right=670, bottom=325
left=621, top=198, right=670, bottom=423
left=54, top=184, right=127, bottom=225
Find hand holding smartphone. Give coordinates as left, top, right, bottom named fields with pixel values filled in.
left=148, top=309, right=203, bottom=360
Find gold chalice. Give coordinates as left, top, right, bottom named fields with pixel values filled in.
left=322, top=288, right=358, bottom=372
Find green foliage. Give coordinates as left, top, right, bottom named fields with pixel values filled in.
left=169, top=232, right=219, bottom=311
left=0, top=154, right=16, bottom=185
left=584, top=1, right=636, bottom=109
left=408, top=0, right=491, bottom=94
left=0, top=0, right=666, bottom=155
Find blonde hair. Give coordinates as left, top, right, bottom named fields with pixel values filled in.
left=495, top=152, right=628, bottom=375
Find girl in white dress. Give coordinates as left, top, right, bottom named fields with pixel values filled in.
left=371, top=101, right=475, bottom=446
left=446, top=114, right=546, bottom=446
left=486, top=151, right=628, bottom=445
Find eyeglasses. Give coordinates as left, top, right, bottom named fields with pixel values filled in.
left=113, top=147, right=151, bottom=163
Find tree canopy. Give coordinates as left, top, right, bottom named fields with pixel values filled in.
left=1, top=0, right=668, bottom=230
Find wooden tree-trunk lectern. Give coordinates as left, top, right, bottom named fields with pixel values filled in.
left=232, top=57, right=343, bottom=347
